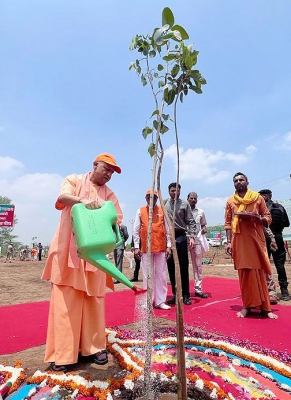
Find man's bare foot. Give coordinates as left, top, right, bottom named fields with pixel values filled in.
left=263, top=311, right=278, bottom=319
left=237, top=308, right=248, bottom=318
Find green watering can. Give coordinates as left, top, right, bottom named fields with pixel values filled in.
left=71, top=201, right=145, bottom=294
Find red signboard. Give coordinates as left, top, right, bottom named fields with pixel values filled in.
left=0, top=204, right=15, bottom=227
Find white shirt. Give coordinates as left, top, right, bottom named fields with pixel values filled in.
left=191, top=207, right=207, bottom=233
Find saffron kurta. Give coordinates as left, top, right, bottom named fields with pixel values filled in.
left=225, top=193, right=272, bottom=311
left=42, top=173, right=123, bottom=365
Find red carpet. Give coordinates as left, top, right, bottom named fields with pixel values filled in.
left=163, top=277, right=291, bottom=353
left=0, top=277, right=290, bottom=355
left=0, top=301, right=49, bottom=355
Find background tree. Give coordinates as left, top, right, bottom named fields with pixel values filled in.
left=130, top=7, right=206, bottom=399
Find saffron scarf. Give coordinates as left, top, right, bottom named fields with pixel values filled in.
left=232, top=189, right=260, bottom=233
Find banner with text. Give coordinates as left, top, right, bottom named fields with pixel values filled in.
left=0, top=204, right=15, bottom=227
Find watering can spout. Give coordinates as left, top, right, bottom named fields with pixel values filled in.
left=87, top=254, right=134, bottom=290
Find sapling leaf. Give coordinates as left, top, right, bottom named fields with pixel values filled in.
left=162, top=7, right=175, bottom=28
left=171, top=64, right=180, bottom=77
left=150, top=110, right=159, bottom=118
left=171, top=24, right=189, bottom=40
left=165, top=89, right=176, bottom=105
left=148, top=143, right=155, bottom=157
left=142, top=126, right=153, bottom=139
left=162, top=113, right=170, bottom=121
left=162, top=54, right=177, bottom=62
left=189, top=85, right=203, bottom=94
left=160, top=123, right=169, bottom=134
left=153, top=120, right=159, bottom=130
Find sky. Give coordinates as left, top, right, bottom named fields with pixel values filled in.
left=1, top=0, right=291, bottom=246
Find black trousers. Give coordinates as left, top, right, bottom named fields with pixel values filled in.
left=268, top=233, right=288, bottom=289
left=114, top=248, right=124, bottom=273
left=132, top=256, right=141, bottom=279
left=167, top=232, right=190, bottom=298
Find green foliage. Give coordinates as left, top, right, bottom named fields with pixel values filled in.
left=129, top=7, right=206, bottom=156
left=162, top=7, right=174, bottom=28
left=0, top=196, right=12, bottom=205
left=148, top=142, right=156, bottom=157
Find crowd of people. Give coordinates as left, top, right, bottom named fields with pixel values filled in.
left=117, top=172, right=290, bottom=320
left=3, top=242, right=45, bottom=262
left=18, top=150, right=287, bottom=373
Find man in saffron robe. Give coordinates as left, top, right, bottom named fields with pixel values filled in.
left=42, top=153, right=123, bottom=371
left=224, top=172, right=277, bottom=319
left=133, top=189, right=172, bottom=310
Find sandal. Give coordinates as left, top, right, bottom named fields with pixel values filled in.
left=93, top=349, right=108, bottom=365
left=49, top=362, right=68, bottom=373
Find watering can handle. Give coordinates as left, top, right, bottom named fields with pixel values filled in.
left=113, top=224, right=123, bottom=247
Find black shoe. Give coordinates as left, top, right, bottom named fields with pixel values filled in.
left=49, top=362, right=68, bottom=373
left=167, top=296, right=176, bottom=305
left=195, top=290, right=208, bottom=299
left=281, top=288, right=290, bottom=301
left=130, top=277, right=139, bottom=282
left=183, top=296, right=192, bottom=305
left=92, top=349, right=108, bottom=365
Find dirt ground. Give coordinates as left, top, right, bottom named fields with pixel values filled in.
left=1, top=247, right=291, bottom=386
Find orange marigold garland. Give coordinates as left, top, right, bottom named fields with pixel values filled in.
left=5, top=328, right=291, bottom=399
left=0, top=361, right=26, bottom=395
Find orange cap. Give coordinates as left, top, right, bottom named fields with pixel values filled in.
left=94, top=153, right=121, bottom=174
left=146, top=189, right=158, bottom=196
